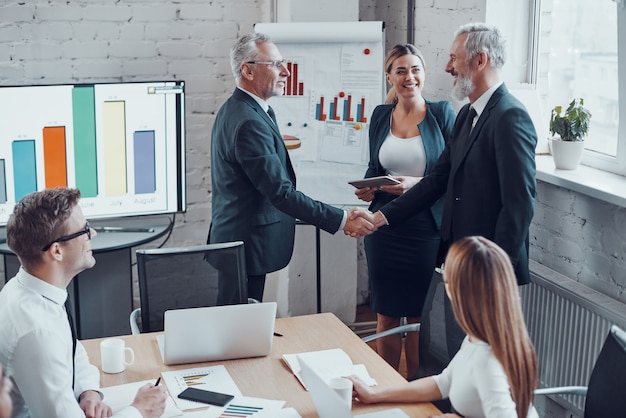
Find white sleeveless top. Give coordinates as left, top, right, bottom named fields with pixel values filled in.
left=378, top=130, right=427, bottom=177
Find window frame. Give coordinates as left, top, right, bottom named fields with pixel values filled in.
left=533, top=0, right=626, bottom=176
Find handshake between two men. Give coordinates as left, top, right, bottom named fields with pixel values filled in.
left=342, top=207, right=385, bottom=238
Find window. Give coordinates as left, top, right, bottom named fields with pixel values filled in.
left=536, top=0, right=625, bottom=174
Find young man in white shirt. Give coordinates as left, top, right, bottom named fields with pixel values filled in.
left=0, top=188, right=167, bottom=418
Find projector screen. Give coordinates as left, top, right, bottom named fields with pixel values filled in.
left=0, top=80, right=186, bottom=225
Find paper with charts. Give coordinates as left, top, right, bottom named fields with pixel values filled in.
left=161, top=365, right=242, bottom=410
left=100, top=380, right=183, bottom=417
left=282, top=348, right=377, bottom=390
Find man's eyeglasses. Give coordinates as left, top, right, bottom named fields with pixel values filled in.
left=42, top=222, right=92, bottom=252
left=246, top=59, right=287, bottom=70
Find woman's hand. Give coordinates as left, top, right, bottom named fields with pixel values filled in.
left=354, top=186, right=375, bottom=202
left=378, top=176, right=422, bottom=195
left=345, top=375, right=378, bottom=404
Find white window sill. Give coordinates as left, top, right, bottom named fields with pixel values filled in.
left=536, top=155, right=626, bottom=208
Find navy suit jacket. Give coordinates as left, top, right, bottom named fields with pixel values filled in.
left=208, top=88, right=343, bottom=276
left=380, top=84, right=537, bottom=284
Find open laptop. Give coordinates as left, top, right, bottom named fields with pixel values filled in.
left=298, top=356, right=409, bottom=418
left=157, top=302, right=277, bottom=365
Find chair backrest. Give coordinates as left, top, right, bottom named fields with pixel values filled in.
left=413, top=269, right=455, bottom=413
left=584, top=324, right=626, bottom=418
left=414, top=269, right=456, bottom=379
left=136, top=241, right=247, bottom=333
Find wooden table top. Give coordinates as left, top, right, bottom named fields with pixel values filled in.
left=81, top=312, right=440, bottom=417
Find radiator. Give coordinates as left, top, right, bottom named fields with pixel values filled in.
left=521, top=261, right=626, bottom=415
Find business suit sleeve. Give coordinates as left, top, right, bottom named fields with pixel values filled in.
left=379, top=139, right=451, bottom=225
left=493, top=105, right=537, bottom=264
left=234, top=116, right=343, bottom=234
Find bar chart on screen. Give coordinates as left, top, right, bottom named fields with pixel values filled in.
left=0, top=81, right=186, bottom=225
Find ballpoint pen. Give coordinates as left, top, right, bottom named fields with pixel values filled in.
left=155, top=377, right=161, bottom=386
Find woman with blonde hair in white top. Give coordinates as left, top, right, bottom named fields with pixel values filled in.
left=349, top=236, right=538, bottom=418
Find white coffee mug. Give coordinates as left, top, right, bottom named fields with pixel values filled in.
left=100, top=338, right=135, bottom=374
left=328, top=377, right=353, bottom=407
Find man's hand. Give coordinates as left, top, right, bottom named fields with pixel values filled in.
left=131, top=383, right=167, bottom=418
left=79, top=390, right=112, bottom=418
left=343, top=208, right=377, bottom=238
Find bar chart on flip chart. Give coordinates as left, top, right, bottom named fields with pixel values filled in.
left=255, top=21, right=385, bottom=205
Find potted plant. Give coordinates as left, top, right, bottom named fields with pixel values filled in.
left=548, top=98, right=592, bottom=170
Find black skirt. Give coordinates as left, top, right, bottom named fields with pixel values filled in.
left=364, top=205, right=440, bottom=317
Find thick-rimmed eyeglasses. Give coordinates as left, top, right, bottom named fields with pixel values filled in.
left=42, top=222, right=92, bottom=252
left=246, top=59, right=287, bottom=70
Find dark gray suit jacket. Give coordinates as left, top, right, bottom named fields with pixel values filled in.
left=380, top=84, right=537, bottom=284
left=208, top=88, right=343, bottom=276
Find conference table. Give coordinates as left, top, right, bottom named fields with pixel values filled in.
left=82, top=313, right=440, bottom=417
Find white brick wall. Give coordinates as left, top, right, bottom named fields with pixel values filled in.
left=0, top=0, right=264, bottom=246
left=531, top=181, right=626, bottom=304
left=2, top=0, right=624, bottom=319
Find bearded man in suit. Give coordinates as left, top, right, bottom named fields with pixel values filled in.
left=356, top=22, right=537, bottom=287
left=208, top=32, right=375, bottom=301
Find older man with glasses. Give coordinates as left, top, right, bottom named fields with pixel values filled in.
left=207, top=32, right=376, bottom=302
left=0, top=187, right=167, bottom=418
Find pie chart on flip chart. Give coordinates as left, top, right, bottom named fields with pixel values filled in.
left=283, top=134, right=301, bottom=150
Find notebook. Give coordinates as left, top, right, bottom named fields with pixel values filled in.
left=157, top=302, right=277, bottom=365
left=298, top=356, right=409, bottom=418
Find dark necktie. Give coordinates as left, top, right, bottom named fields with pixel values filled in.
left=267, top=106, right=277, bottom=125
left=464, top=106, right=477, bottom=136
left=65, top=298, right=77, bottom=389
left=440, top=106, right=478, bottom=242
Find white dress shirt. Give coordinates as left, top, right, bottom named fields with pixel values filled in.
left=432, top=336, right=538, bottom=418
left=0, top=268, right=141, bottom=418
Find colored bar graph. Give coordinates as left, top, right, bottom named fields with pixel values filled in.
left=316, top=96, right=327, bottom=121
left=343, top=94, right=354, bottom=122
left=332, top=96, right=340, bottom=120
left=12, top=140, right=37, bottom=201
left=0, top=160, right=6, bottom=204
left=359, top=97, right=368, bottom=123
left=103, top=101, right=128, bottom=196
left=285, top=60, right=304, bottom=96
left=286, top=62, right=292, bottom=95
left=72, top=86, right=98, bottom=197
left=43, top=126, right=68, bottom=188
left=134, top=131, right=156, bottom=194
left=317, top=94, right=367, bottom=123
left=292, top=62, right=298, bottom=96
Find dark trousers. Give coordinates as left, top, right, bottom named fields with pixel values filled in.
left=248, top=274, right=266, bottom=302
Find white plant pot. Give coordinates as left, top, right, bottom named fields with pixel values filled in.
left=548, top=135, right=585, bottom=170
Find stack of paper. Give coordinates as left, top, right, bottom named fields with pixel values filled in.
left=159, top=365, right=288, bottom=417
left=282, top=348, right=377, bottom=390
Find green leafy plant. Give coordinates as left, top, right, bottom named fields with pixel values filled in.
left=549, top=98, right=592, bottom=142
